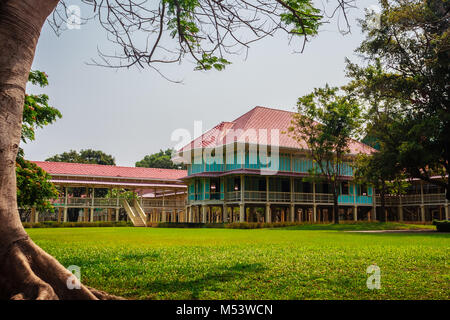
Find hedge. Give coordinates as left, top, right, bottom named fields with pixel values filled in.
left=432, top=220, right=450, bottom=232
left=148, top=221, right=303, bottom=229
left=22, top=221, right=133, bottom=228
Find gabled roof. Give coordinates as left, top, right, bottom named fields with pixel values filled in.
left=178, top=106, right=375, bottom=155
left=32, top=161, right=187, bottom=181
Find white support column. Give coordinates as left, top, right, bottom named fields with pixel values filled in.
left=290, top=176, right=294, bottom=222
left=239, top=203, right=245, bottom=222
left=240, top=174, right=244, bottom=202
left=223, top=204, right=228, bottom=223
left=202, top=205, right=207, bottom=223
left=290, top=176, right=294, bottom=202
left=420, top=182, right=425, bottom=222
left=371, top=189, right=376, bottom=221
left=313, top=182, right=316, bottom=205
left=265, top=203, right=271, bottom=223
left=90, top=187, right=95, bottom=222
left=353, top=205, right=357, bottom=221
left=445, top=200, right=449, bottom=220
left=63, top=186, right=68, bottom=222
left=312, top=182, right=316, bottom=223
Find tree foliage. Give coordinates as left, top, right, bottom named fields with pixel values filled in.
left=46, top=0, right=358, bottom=79
left=16, top=71, right=61, bottom=211
left=46, top=149, right=116, bottom=165
left=346, top=0, right=449, bottom=199
left=289, top=85, right=363, bottom=223
left=136, top=148, right=186, bottom=169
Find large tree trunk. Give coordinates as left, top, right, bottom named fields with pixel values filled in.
left=332, top=183, right=339, bottom=224
left=0, top=0, right=119, bottom=300
left=379, top=183, right=386, bottom=222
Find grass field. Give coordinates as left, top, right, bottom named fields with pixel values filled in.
left=26, top=223, right=449, bottom=300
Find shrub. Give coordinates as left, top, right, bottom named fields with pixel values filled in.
left=149, top=222, right=225, bottom=228
left=432, top=220, right=450, bottom=232
left=224, top=222, right=301, bottom=229
left=22, top=221, right=133, bottom=228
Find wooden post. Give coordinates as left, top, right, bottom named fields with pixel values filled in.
left=202, top=205, right=207, bottom=223
left=239, top=203, right=245, bottom=222
left=90, top=187, right=95, bottom=222
left=312, top=181, right=316, bottom=223
left=240, top=174, right=244, bottom=203
left=223, top=204, right=228, bottom=223
left=30, top=207, right=36, bottom=223
left=445, top=200, right=449, bottom=220
left=371, top=190, right=376, bottom=221
left=266, top=203, right=271, bottom=223
left=63, top=186, right=68, bottom=222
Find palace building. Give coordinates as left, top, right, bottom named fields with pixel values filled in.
left=27, top=161, right=187, bottom=225
left=28, top=106, right=448, bottom=225
left=176, top=106, right=448, bottom=224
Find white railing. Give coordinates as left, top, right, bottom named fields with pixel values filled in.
left=141, top=199, right=186, bottom=208
left=226, top=191, right=241, bottom=201
left=51, top=197, right=186, bottom=208
left=314, top=193, right=334, bottom=204
left=375, top=193, right=446, bottom=206
left=268, top=192, right=291, bottom=202
left=244, top=191, right=267, bottom=201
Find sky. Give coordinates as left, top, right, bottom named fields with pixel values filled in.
left=24, top=0, right=378, bottom=167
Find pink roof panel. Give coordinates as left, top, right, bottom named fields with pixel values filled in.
left=179, top=106, right=375, bottom=155
left=32, top=161, right=187, bottom=181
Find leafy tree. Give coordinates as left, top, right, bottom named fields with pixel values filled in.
left=354, top=151, right=408, bottom=222
left=289, top=85, right=363, bottom=224
left=346, top=0, right=450, bottom=200
left=46, top=149, right=115, bottom=165
left=17, top=71, right=61, bottom=213
left=0, top=0, right=353, bottom=300
left=136, top=149, right=185, bottom=169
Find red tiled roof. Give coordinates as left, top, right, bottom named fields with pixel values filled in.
left=179, top=106, right=375, bottom=155
left=32, top=161, right=187, bottom=181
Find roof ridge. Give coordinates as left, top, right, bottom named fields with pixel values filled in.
left=31, top=161, right=186, bottom=172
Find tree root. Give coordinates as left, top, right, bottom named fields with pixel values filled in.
left=0, top=237, right=124, bottom=300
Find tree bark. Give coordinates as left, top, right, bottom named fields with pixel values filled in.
left=332, top=182, right=339, bottom=224
left=379, top=182, right=386, bottom=222
left=0, top=0, right=119, bottom=300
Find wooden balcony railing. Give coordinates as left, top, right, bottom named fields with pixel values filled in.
left=141, top=199, right=186, bottom=208
left=375, top=193, right=446, bottom=206
left=50, top=197, right=186, bottom=208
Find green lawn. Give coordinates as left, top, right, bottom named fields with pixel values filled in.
left=26, top=223, right=449, bottom=300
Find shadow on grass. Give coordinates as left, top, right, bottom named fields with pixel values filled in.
left=139, top=262, right=266, bottom=299
left=277, top=222, right=435, bottom=232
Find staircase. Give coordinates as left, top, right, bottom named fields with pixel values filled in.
left=122, top=199, right=147, bottom=227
